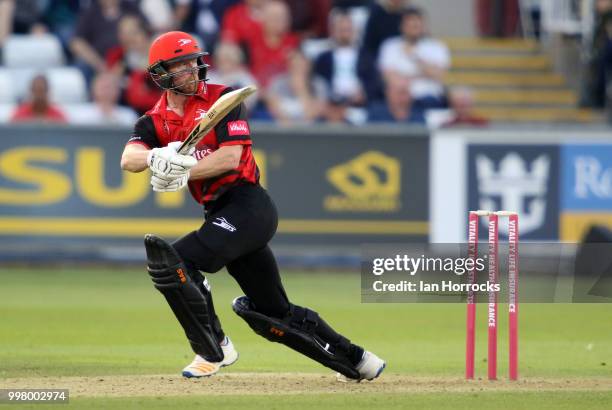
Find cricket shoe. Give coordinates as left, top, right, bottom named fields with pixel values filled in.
left=182, top=336, right=239, bottom=378
left=336, top=350, right=386, bottom=383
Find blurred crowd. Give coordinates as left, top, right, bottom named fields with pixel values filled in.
left=474, top=0, right=612, bottom=112
left=0, top=0, right=486, bottom=127
left=582, top=0, right=612, bottom=109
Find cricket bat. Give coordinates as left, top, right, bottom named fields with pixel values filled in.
left=177, top=85, right=257, bottom=155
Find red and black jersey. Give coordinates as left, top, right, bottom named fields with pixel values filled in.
left=126, top=82, right=259, bottom=206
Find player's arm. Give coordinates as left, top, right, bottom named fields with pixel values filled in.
left=121, top=115, right=158, bottom=173
left=121, top=144, right=150, bottom=172
left=190, top=92, right=251, bottom=181
left=189, top=145, right=243, bottom=180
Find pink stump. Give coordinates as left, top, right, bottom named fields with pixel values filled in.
left=508, top=214, right=519, bottom=380
left=466, top=212, right=479, bottom=379
left=488, top=214, right=498, bottom=380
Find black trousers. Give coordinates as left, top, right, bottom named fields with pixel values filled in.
left=173, top=184, right=289, bottom=318
left=172, top=184, right=363, bottom=365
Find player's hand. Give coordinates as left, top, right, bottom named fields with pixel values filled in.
left=147, top=141, right=197, bottom=178
left=150, top=172, right=190, bottom=192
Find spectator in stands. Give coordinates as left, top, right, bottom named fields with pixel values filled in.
left=521, top=0, right=542, bottom=39
left=70, top=0, right=145, bottom=85
left=582, top=0, right=612, bottom=108
left=264, top=51, right=326, bottom=124
left=207, top=42, right=259, bottom=110
left=314, top=8, right=365, bottom=122
left=367, top=77, right=424, bottom=123
left=238, top=0, right=300, bottom=87
left=140, top=0, right=174, bottom=33
left=333, top=0, right=374, bottom=7
left=221, top=0, right=267, bottom=45
left=106, top=14, right=161, bottom=115
left=442, top=87, right=488, bottom=127
left=0, top=0, right=48, bottom=65
left=174, top=0, right=240, bottom=51
left=357, top=0, right=410, bottom=102
left=378, top=7, right=450, bottom=110
left=0, top=0, right=12, bottom=55
left=42, top=0, right=84, bottom=57
left=106, top=14, right=150, bottom=72
left=10, top=74, right=67, bottom=124
left=4, top=0, right=48, bottom=34
left=361, top=0, right=410, bottom=58
left=475, top=0, right=520, bottom=38
left=284, top=0, right=331, bottom=38
left=70, top=72, right=137, bottom=126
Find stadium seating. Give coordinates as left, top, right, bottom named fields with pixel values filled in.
left=444, top=38, right=601, bottom=122
left=3, top=34, right=65, bottom=69
left=0, top=70, right=12, bottom=103
left=0, top=5, right=606, bottom=125
left=0, top=103, right=16, bottom=122
left=0, top=67, right=87, bottom=104
left=46, top=68, right=88, bottom=104
left=57, top=104, right=89, bottom=124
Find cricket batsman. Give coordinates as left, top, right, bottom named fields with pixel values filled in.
left=120, top=31, right=385, bottom=381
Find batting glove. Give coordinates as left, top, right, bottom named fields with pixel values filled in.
left=147, top=141, right=197, bottom=179
left=150, top=172, right=190, bottom=192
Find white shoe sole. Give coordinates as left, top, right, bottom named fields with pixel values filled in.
left=182, top=352, right=239, bottom=378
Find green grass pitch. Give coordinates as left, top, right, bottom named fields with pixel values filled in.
left=1, top=268, right=611, bottom=409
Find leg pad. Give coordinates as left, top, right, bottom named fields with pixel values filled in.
left=232, top=296, right=360, bottom=379
left=145, top=234, right=224, bottom=362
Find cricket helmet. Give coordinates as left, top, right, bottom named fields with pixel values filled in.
left=147, top=31, right=209, bottom=93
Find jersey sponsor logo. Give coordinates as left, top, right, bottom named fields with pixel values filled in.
left=178, top=38, right=192, bottom=46
left=227, top=120, right=250, bottom=136
left=194, top=108, right=207, bottom=121
left=212, top=217, right=236, bottom=232
left=193, top=147, right=214, bottom=160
